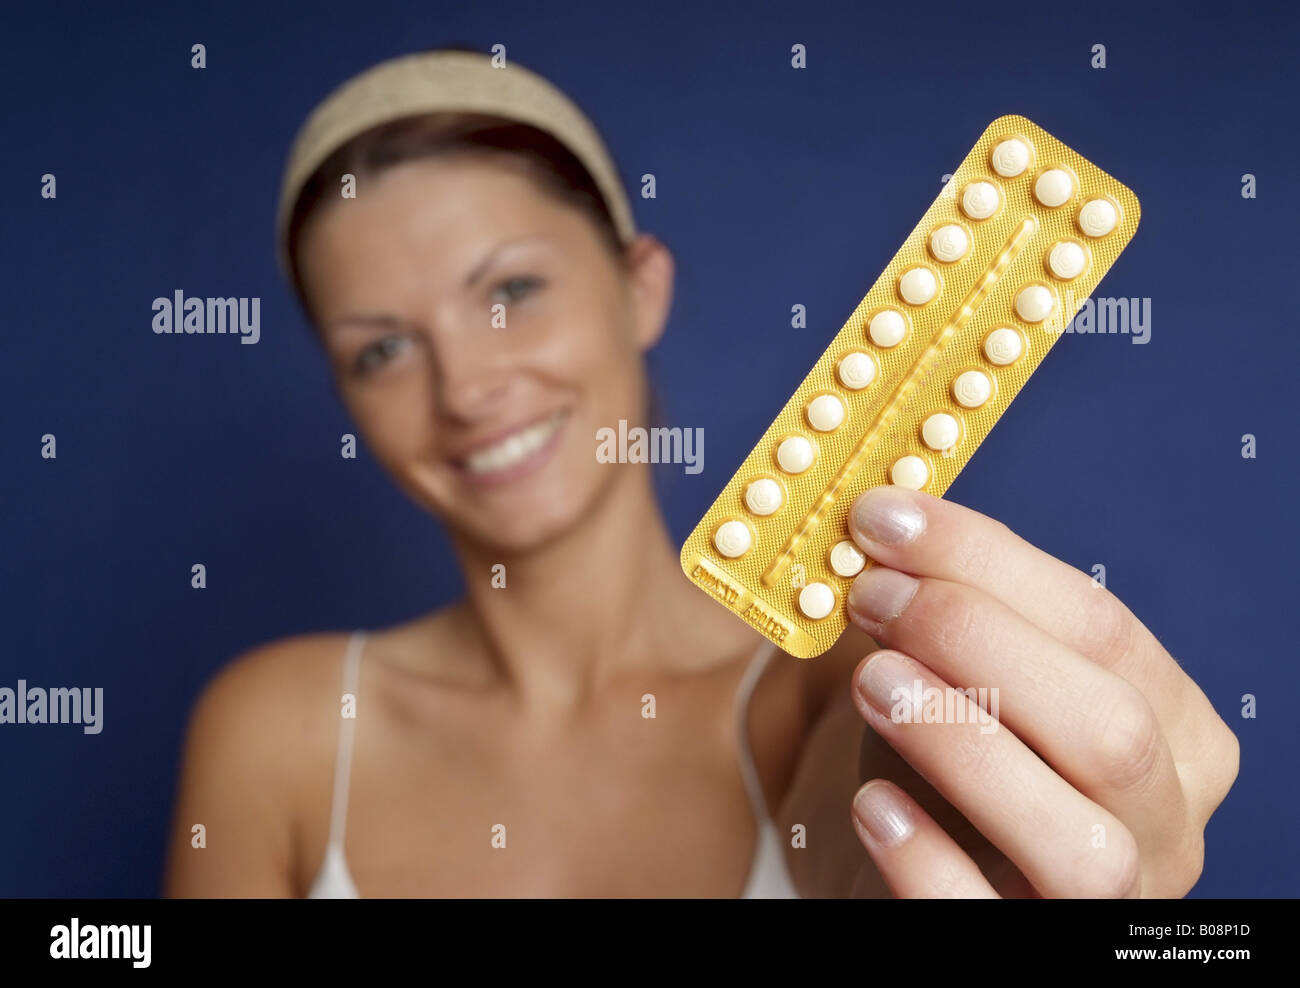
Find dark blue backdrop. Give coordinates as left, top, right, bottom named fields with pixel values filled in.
left=2, top=0, right=1296, bottom=897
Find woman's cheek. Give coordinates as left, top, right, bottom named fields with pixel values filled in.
left=341, top=385, right=440, bottom=499
left=366, top=374, right=434, bottom=443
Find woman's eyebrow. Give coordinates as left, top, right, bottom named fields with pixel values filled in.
left=322, top=313, right=409, bottom=335
left=464, top=234, right=554, bottom=289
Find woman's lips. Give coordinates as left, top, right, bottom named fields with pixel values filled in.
left=453, top=409, right=570, bottom=489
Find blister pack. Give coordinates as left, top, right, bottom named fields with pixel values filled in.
left=680, top=115, right=1141, bottom=658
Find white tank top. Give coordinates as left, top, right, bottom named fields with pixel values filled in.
left=307, top=630, right=800, bottom=898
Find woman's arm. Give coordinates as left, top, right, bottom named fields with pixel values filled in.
left=163, top=642, right=322, bottom=897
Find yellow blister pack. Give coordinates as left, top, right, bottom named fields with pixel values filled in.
left=680, top=115, right=1141, bottom=658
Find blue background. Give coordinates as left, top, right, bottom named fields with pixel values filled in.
left=1, top=0, right=1296, bottom=897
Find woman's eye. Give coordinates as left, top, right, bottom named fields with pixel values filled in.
left=491, top=276, right=541, bottom=306
left=353, top=335, right=408, bottom=375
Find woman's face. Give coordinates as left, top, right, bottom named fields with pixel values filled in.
left=296, top=155, right=672, bottom=552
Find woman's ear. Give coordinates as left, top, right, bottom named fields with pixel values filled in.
left=622, top=233, right=675, bottom=352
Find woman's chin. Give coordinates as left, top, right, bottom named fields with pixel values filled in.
left=441, top=469, right=605, bottom=554
left=461, top=501, right=589, bottom=554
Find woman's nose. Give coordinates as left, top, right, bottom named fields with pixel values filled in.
left=426, top=326, right=513, bottom=421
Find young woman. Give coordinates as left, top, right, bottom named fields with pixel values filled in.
left=163, top=49, right=1238, bottom=898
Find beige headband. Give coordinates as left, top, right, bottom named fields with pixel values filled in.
left=274, top=49, right=638, bottom=280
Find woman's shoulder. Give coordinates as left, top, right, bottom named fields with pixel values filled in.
left=185, top=609, right=464, bottom=751
left=198, top=629, right=357, bottom=709
left=181, top=630, right=361, bottom=776
left=166, top=628, right=369, bottom=895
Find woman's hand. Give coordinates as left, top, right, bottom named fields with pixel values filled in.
left=842, top=485, right=1239, bottom=898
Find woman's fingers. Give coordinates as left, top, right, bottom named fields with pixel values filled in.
left=846, top=486, right=1194, bottom=727
left=850, top=648, right=1143, bottom=898
left=850, top=780, right=1000, bottom=898
left=846, top=565, right=1188, bottom=850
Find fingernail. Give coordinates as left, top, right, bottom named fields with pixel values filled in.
left=853, top=781, right=914, bottom=846
left=849, top=568, right=918, bottom=624
left=852, top=487, right=926, bottom=546
left=856, top=650, right=916, bottom=716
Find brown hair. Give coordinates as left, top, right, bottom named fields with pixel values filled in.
left=284, top=110, right=628, bottom=325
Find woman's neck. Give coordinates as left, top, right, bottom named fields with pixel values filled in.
left=446, top=464, right=759, bottom=714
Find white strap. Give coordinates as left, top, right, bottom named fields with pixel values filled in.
left=733, top=637, right=780, bottom=822
left=326, top=630, right=366, bottom=847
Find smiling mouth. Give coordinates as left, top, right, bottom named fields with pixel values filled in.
left=456, top=409, right=570, bottom=482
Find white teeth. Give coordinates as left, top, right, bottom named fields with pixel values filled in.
left=463, top=412, right=564, bottom=476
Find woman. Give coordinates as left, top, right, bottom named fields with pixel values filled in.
left=163, top=48, right=1238, bottom=897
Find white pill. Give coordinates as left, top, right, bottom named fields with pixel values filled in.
left=1078, top=198, right=1118, bottom=237
left=713, top=520, right=751, bottom=558
left=1034, top=168, right=1074, bottom=207
left=983, top=327, right=1023, bottom=366
left=921, top=412, right=960, bottom=451
left=798, top=582, right=836, bottom=620
left=991, top=138, right=1030, bottom=177
left=868, top=309, right=907, bottom=347
left=1015, top=283, right=1057, bottom=323
left=837, top=351, right=876, bottom=390
left=829, top=540, right=866, bottom=578
left=961, top=181, right=1000, bottom=220
left=745, top=478, right=783, bottom=515
left=898, top=267, right=938, bottom=305
left=890, top=455, right=929, bottom=489
left=776, top=435, right=815, bottom=474
left=929, top=224, right=969, bottom=263
left=953, top=370, right=992, bottom=408
left=1048, top=241, right=1087, bottom=280
left=806, top=393, right=845, bottom=432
